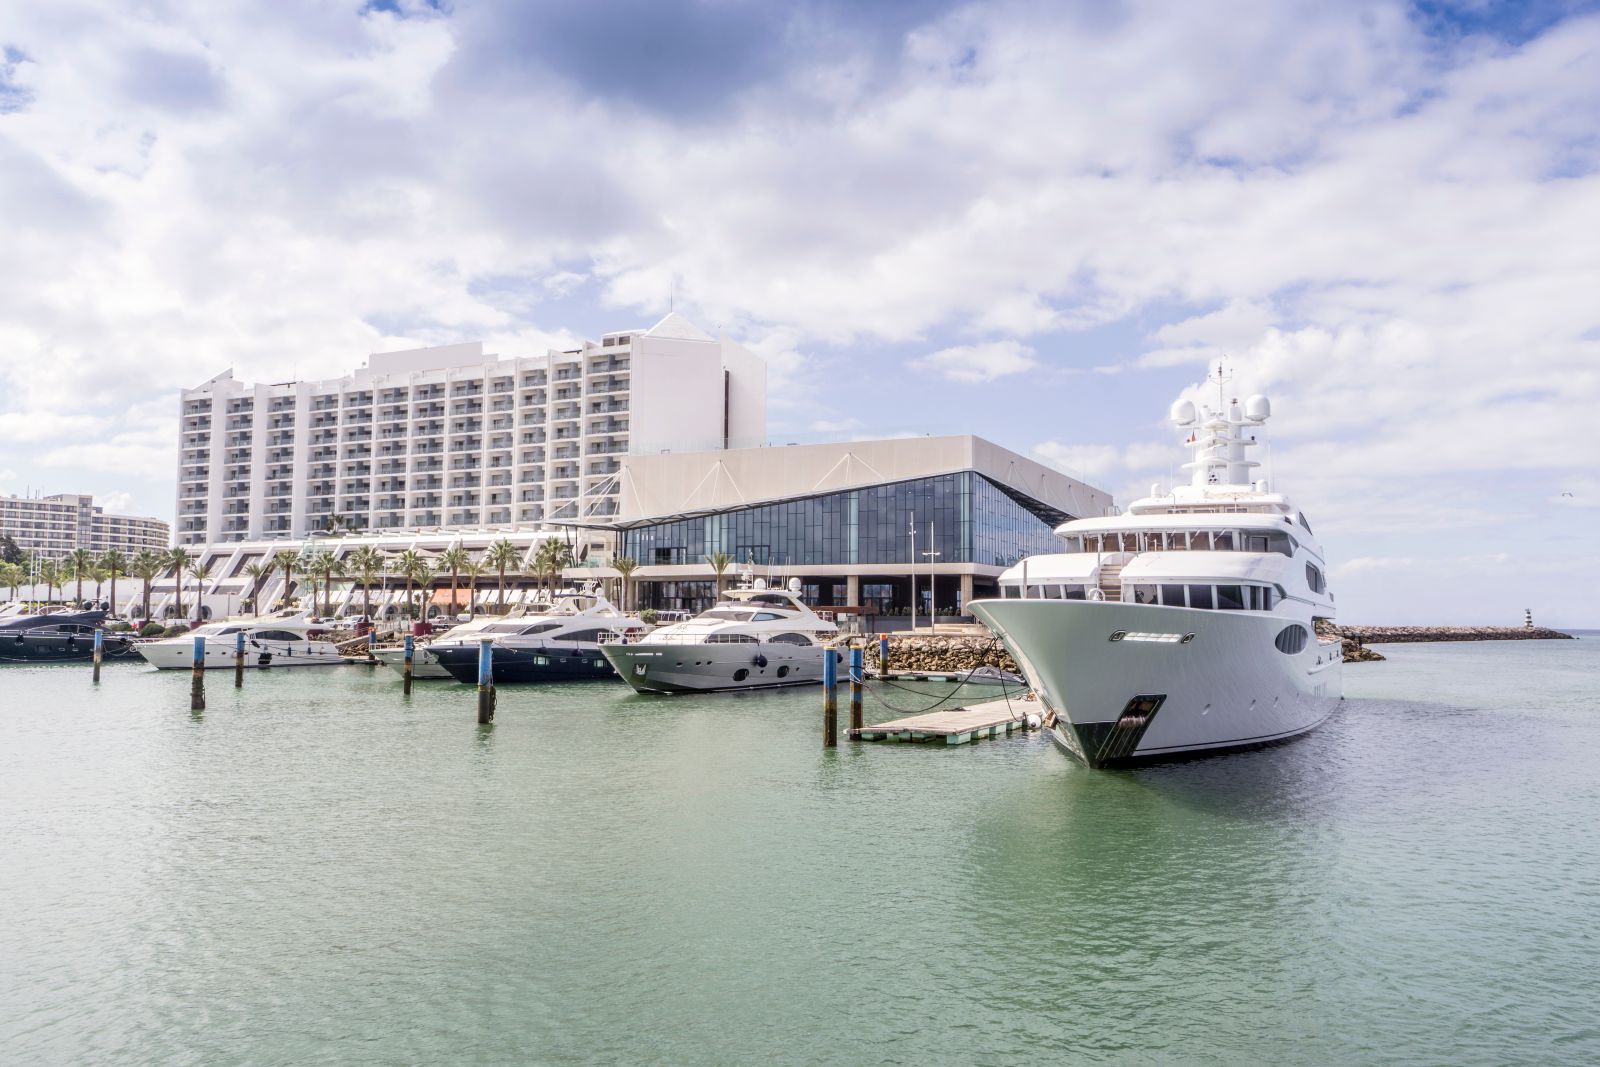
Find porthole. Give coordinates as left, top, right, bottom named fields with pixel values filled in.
left=776, top=665, right=789, bottom=678
left=1273, top=624, right=1310, bottom=654
left=733, top=668, right=750, bottom=682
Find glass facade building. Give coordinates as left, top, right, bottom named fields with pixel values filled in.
left=621, top=472, right=1064, bottom=572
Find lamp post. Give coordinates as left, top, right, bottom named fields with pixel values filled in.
left=922, top=550, right=941, bottom=634
left=908, top=513, right=917, bottom=633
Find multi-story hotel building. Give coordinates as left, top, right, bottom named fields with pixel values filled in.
left=0, top=492, right=170, bottom=559
left=175, top=313, right=767, bottom=547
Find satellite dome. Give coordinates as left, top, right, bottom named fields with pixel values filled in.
left=1170, top=399, right=1196, bottom=425
left=753, top=578, right=767, bottom=590
left=1245, top=395, right=1271, bottom=420
left=787, top=577, right=803, bottom=593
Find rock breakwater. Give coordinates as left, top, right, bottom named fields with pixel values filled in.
left=1335, top=625, right=1574, bottom=644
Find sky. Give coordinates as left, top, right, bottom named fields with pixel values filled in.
left=0, top=0, right=1597, bottom=626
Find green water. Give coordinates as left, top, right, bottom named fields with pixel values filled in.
left=3, top=638, right=1598, bottom=1065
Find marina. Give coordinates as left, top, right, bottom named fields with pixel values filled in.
left=3, top=636, right=1597, bottom=1064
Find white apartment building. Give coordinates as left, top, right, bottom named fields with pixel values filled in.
left=0, top=492, right=170, bottom=558
left=175, top=313, right=766, bottom=547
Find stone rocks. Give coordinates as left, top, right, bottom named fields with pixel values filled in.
left=1332, top=625, right=1574, bottom=644
left=862, top=635, right=1019, bottom=674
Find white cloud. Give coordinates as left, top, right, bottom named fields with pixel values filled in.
left=910, top=340, right=1038, bottom=383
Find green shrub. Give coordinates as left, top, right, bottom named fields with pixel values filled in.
left=139, top=622, right=166, bottom=638
left=106, top=621, right=133, bottom=633
left=639, top=608, right=659, bottom=625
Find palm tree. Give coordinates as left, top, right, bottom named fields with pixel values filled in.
left=348, top=546, right=384, bottom=620
left=462, top=559, right=485, bottom=614
left=40, top=559, right=61, bottom=606
left=705, top=551, right=733, bottom=599
left=395, top=549, right=430, bottom=620
left=131, top=550, right=164, bottom=621
left=610, top=555, right=639, bottom=612
left=100, top=549, right=126, bottom=617
left=272, top=550, right=299, bottom=611
left=165, top=547, right=192, bottom=619
left=306, top=551, right=342, bottom=617
left=485, top=539, right=520, bottom=612
left=242, top=561, right=270, bottom=616
left=436, top=546, right=470, bottom=615
left=188, top=561, right=212, bottom=623
left=0, top=561, right=20, bottom=602
left=324, top=512, right=346, bottom=534
left=535, top=539, right=573, bottom=599
left=90, top=565, right=108, bottom=606
left=67, top=548, right=94, bottom=607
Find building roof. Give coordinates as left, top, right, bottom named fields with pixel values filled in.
left=644, top=312, right=714, bottom=342
left=607, top=435, right=1113, bottom=528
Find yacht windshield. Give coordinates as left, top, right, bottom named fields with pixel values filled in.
left=699, top=609, right=756, bottom=622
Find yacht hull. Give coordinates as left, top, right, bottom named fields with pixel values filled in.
left=373, top=646, right=454, bottom=680
left=432, top=644, right=619, bottom=684
left=970, top=599, right=1341, bottom=767
left=0, top=633, right=138, bottom=663
left=601, top=642, right=839, bottom=694
left=137, top=638, right=348, bottom=670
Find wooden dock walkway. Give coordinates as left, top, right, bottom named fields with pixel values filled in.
left=849, top=697, right=1041, bottom=746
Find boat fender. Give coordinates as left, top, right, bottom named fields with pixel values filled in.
left=752, top=654, right=768, bottom=668
left=1025, top=712, right=1042, bottom=730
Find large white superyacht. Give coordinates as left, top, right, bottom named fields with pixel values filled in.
left=970, top=386, right=1342, bottom=767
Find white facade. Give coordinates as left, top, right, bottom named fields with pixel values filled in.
left=0, top=492, right=169, bottom=559
left=175, top=313, right=766, bottom=547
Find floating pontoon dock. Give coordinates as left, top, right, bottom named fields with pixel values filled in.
left=849, top=697, right=1040, bottom=746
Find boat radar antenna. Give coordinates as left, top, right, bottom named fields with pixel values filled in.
left=1170, top=362, right=1272, bottom=490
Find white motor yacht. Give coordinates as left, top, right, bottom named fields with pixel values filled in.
left=970, top=380, right=1342, bottom=766
left=602, top=578, right=840, bottom=694
left=137, top=609, right=348, bottom=669
left=377, top=592, right=643, bottom=681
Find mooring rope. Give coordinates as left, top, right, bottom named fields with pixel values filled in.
left=848, top=635, right=1032, bottom=718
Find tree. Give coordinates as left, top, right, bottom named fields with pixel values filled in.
left=131, top=550, right=164, bottom=621
left=0, top=533, right=22, bottom=565
left=395, top=549, right=430, bottom=620
left=272, top=550, right=299, bottom=611
left=306, top=551, right=341, bottom=617
left=462, top=559, right=484, bottom=614
left=165, top=547, right=192, bottom=619
left=242, top=561, right=270, bottom=616
left=705, top=551, right=733, bottom=599
left=100, top=549, right=126, bottom=617
left=40, top=559, right=61, bottom=606
left=485, top=539, right=521, bottom=612
left=348, top=546, right=384, bottom=620
left=188, top=561, right=212, bottom=623
left=610, top=555, right=639, bottom=612
left=324, top=512, right=346, bottom=534
left=436, top=546, right=470, bottom=615
left=67, top=548, right=95, bottom=608
left=0, top=561, right=20, bottom=602
left=534, top=539, right=573, bottom=600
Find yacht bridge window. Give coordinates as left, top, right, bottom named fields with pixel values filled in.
left=1063, top=530, right=1295, bottom=556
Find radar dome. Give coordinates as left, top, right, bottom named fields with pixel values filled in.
left=787, top=577, right=803, bottom=593
left=753, top=578, right=767, bottom=590
left=1245, top=394, right=1271, bottom=420
left=1170, top=399, right=1196, bottom=425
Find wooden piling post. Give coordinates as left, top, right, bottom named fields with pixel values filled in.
left=190, top=634, right=206, bottom=711
left=92, top=628, right=104, bottom=683
left=402, top=632, right=415, bottom=696
left=822, top=646, right=838, bottom=748
left=476, top=636, right=495, bottom=725
left=849, top=646, right=864, bottom=733
left=234, top=629, right=245, bottom=688
left=878, top=633, right=889, bottom=676
left=367, top=628, right=377, bottom=662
